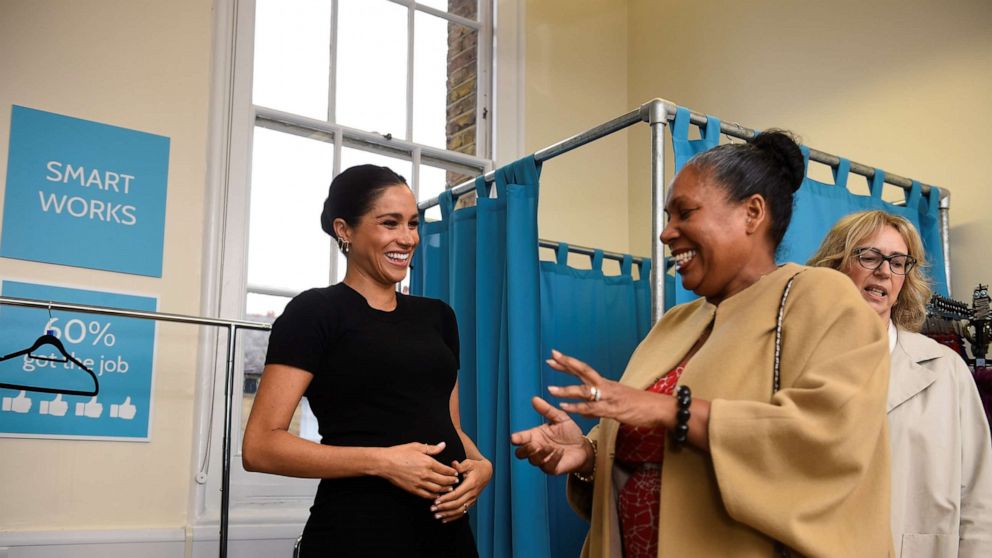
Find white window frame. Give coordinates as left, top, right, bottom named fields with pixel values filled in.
left=191, top=0, right=513, bottom=527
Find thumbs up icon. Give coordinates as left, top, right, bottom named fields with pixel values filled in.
left=110, top=396, right=137, bottom=420
left=40, top=394, right=69, bottom=417
left=2, top=390, right=33, bottom=413
left=75, top=396, right=103, bottom=418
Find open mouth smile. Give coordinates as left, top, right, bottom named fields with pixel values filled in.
left=672, top=249, right=697, bottom=270
left=386, top=251, right=411, bottom=266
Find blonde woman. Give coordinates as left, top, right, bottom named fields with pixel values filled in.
left=810, top=210, right=992, bottom=557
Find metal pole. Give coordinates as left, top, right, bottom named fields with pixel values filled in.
left=415, top=95, right=944, bottom=307
left=219, top=324, right=238, bottom=557
left=0, top=296, right=269, bottom=331
left=419, top=108, right=643, bottom=211
left=645, top=100, right=668, bottom=324
left=655, top=99, right=938, bottom=198
left=0, top=296, right=269, bottom=558
left=939, top=190, right=952, bottom=297
left=537, top=239, right=647, bottom=265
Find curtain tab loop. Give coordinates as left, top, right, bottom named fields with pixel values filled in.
left=591, top=250, right=604, bottom=271
left=621, top=255, right=633, bottom=277
left=869, top=168, right=886, bottom=199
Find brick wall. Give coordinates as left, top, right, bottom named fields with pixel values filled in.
left=446, top=0, right=478, bottom=189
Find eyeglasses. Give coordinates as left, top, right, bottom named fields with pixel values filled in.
left=852, top=247, right=917, bottom=275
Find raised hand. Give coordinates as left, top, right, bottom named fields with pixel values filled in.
left=377, top=441, right=459, bottom=500
left=547, top=349, right=675, bottom=429
left=510, top=396, right=592, bottom=475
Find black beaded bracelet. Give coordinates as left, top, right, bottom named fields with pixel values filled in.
left=670, top=385, right=692, bottom=450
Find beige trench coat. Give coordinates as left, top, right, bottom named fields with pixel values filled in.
left=889, top=328, right=992, bottom=557
left=568, top=264, right=894, bottom=557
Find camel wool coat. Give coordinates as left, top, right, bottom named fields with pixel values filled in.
left=568, top=264, right=895, bottom=557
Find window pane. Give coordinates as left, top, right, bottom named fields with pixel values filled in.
left=418, top=165, right=448, bottom=205
left=242, top=293, right=280, bottom=400
left=418, top=0, right=478, bottom=19
left=248, top=127, right=335, bottom=292
left=253, top=0, right=330, bottom=119
left=339, top=147, right=413, bottom=185
left=414, top=15, right=478, bottom=156
left=241, top=293, right=319, bottom=442
left=245, top=292, right=290, bottom=318
left=336, top=0, right=407, bottom=136
left=413, top=13, right=447, bottom=149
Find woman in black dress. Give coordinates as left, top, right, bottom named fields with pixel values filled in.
left=243, top=165, right=490, bottom=557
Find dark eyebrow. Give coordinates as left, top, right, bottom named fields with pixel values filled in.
left=375, top=212, right=418, bottom=220
left=664, top=195, right=684, bottom=213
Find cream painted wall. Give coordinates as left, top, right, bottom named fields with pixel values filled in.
left=627, top=0, right=992, bottom=298
left=524, top=0, right=632, bottom=266
left=0, top=0, right=212, bottom=529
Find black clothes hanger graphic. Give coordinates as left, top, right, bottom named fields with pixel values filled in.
left=0, top=330, right=100, bottom=397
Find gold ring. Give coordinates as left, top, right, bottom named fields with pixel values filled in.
left=589, top=386, right=601, bottom=402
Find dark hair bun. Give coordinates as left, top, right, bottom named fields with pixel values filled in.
left=752, top=130, right=804, bottom=192
left=320, top=164, right=407, bottom=239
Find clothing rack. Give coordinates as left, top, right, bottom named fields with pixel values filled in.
left=0, top=295, right=270, bottom=558
left=419, top=98, right=951, bottom=321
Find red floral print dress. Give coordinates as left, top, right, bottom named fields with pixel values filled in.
left=613, top=364, right=685, bottom=558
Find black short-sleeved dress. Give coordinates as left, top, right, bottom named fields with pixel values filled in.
left=265, top=283, right=478, bottom=557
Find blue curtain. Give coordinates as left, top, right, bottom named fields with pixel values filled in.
left=781, top=148, right=949, bottom=296
left=538, top=246, right=649, bottom=557
left=413, top=157, right=652, bottom=557
left=669, top=107, right=722, bottom=308
left=666, top=113, right=950, bottom=299
left=411, top=156, right=551, bottom=558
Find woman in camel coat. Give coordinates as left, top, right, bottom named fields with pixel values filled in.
left=511, top=132, right=894, bottom=557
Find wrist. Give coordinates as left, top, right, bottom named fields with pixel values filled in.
left=478, top=458, right=493, bottom=478
left=659, top=394, right=679, bottom=430
left=573, top=436, right=597, bottom=482
left=365, top=447, right=389, bottom=478
left=581, top=437, right=596, bottom=473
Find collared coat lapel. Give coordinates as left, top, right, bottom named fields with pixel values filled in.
left=887, top=329, right=941, bottom=413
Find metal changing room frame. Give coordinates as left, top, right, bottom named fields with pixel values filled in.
left=420, top=97, right=952, bottom=320
left=0, top=295, right=270, bottom=558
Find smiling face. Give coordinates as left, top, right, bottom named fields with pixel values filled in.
left=843, top=225, right=909, bottom=323
left=337, top=184, right=419, bottom=287
left=660, top=165, right=772, bottom=305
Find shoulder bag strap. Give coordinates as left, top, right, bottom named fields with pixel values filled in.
left=773, top=271, right=803, bottom=395
left=772, top=270, right=804, bottom=557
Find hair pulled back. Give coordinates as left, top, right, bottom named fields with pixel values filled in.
left=688, top=129, right=804, bottom=248
left=320, top=164, right=409, bottom=239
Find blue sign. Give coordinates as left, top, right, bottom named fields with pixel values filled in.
left=0, top=281, right=157, bottom=441
left=1, top=105, right=170, bottom=277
